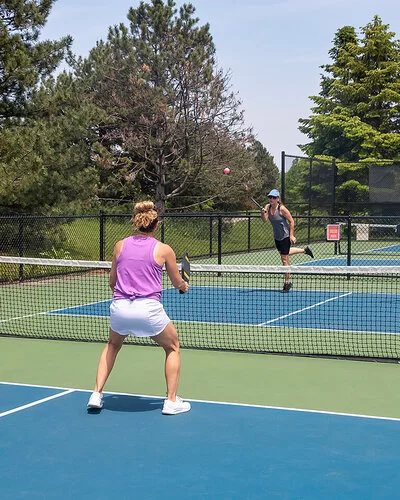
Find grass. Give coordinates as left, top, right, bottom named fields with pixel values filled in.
left=60, top=216, right=331, bottom=263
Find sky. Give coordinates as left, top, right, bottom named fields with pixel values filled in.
left=40, top=0, right=400, bottom=168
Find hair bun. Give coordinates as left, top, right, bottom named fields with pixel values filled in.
left=134, top=201, right=155, bottom=214
left=132, top=200, right=158, bottom=232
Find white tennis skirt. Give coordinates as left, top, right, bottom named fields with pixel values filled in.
left=110, top=298, right=171, bottom=337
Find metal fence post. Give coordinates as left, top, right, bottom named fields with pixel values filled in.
left=161, top=217, right=165, bottom=243
left=99, top=210, right=105, bottom=261
left=18, top=217, right=24, bottom=279
left=218, top=216, right=222, bottom=265
left=347, top=216, right=352, bottom=267
left=247, top=214, right=251, bottom=252
left=331, top=158, right=337, bottom=216
left=209, top=216, right=213, bottom=256
left=307, top=159, right=313, bottom=243
left=281, top=151, right=285, bottom=202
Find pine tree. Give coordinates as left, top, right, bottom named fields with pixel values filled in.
left=249, top=140, right=279, bottom=201
left=297, top=16, right=400, bottom=213
left=299, top=16, right=400, bottom=161
left=0, top=0, right=71, bottom=122
left=0, top=2, right=99, bottom=217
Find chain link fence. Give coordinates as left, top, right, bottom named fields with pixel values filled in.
left=281, top=153, right=400, bottom=216
left=1, top=212, right=399, bottom=270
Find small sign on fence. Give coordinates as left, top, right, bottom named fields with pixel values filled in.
left=326, top=224, right=341, bottom=241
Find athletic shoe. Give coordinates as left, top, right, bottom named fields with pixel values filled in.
left=304, top=246, right=314, bottom=258
left=162, top=396, right=191, bottom=415
left=282, top=283, right=293, bottom=293
left=87, top=391, right=103, bottom=409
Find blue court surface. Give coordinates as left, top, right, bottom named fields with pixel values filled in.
left=371, top=244, right=400, bottom=253
left=50, top=287, right=400, bottom=335
left=299, top=257, right=400, bottom=266
left=1, top=382, right=400, bottom=499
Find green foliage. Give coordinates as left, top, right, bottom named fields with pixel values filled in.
left=39, top=246, right=71, bottom=260
left=0, top=2, right=101, bottom=217
left=300, top=16, right=400, bottom=161
left=0, top=73, right=101, bottom=215
left=298, top=15, right=400, bottom=212
left=73, top=0, right=258, bottom=213
left=0, top=0, right=71, bottom=122
left=0, top=0, right=276, bottom=219
left=248, top=140, right=279, bottom=200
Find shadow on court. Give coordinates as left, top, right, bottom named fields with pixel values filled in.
left=91, top=394, right=162, bottom=413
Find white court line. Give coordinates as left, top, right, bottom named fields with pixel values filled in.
left=0, top=311, right=48, bottom=323
left=370, top=244, right=400, bottom=253
left=49, top=313, right=109, bottom=319
left=0, top=299, right=111, bottom=324
left=0, top=388, right=74, bottom=418
left=258, top=292, right=353, bottom=326
left=1, top=381, right=400, bottom=422
left=173, top=319, right=399, bottom=335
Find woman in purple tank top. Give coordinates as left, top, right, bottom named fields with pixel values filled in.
left=87, top=201, right=191, bottom=415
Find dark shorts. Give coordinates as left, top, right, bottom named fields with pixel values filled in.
left=275, top=237, right=291, bottom=255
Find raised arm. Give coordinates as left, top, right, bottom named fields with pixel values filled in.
left=261, top=203, right=269, bottom=222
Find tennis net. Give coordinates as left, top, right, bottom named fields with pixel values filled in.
left=1, top=256, right=400, bottom=361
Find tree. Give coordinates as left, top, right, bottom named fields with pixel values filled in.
left=0, top=0, right=72, bottom=122
left=249, top=140, right=279, bottom=200
left=299, top=16, right=400, bottom=161
left=0, top=2, right=101, bottom=217
left=298, top=16, right=400, bottom=213
left=74, top=0, right=255, bottom=213
left=0, top=72, right=101, bottom=216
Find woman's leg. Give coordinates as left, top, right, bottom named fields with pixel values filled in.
left=152, top=322, right=181, bottom=401
left=289, top=247, right=306, bottom=255
left=280, top=253, right=291, bottom=285
left=153, top=322, right=190, bottom=415
left=93, top=328, right=126, bottom=394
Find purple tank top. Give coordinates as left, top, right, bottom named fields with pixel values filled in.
left=113, top=236, right=163, bottom=301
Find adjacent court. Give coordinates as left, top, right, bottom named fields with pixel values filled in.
left=2, top=381, right=400, bottom=499
left=301, top=257, right=400, bottom=266
left=53, top=285, right=399, bottom=335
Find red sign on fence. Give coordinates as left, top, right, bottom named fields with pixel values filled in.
left=326, top=224, right=341, bottom=241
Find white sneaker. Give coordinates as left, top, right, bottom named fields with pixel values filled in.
left=87, top=391, right=103, bottom=409
left=162, top=396, right=191, bottom=415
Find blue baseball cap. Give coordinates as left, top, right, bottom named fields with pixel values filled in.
left=267, top=189, right=280, bottom=197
